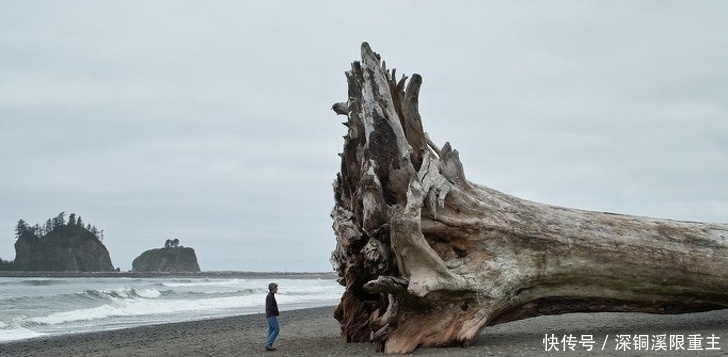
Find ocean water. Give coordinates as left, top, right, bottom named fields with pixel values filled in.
left=0, top=275, right=343, bottom=343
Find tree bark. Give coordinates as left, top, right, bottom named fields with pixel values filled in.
left=330, top=42, right=728, bottom=354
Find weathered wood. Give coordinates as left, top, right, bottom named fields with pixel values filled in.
left=330, top=42, right=728, bottom=354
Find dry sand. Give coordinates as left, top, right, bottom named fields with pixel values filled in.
left=1, top=306, right=726, bottom=356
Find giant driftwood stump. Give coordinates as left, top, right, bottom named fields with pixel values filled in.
left=330, top=43, right=728, bottom=354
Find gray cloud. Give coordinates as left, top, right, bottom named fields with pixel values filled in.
left=1, top=1, right=726, bottom=270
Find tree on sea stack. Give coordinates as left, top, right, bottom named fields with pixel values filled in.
left=329, top=42, right=728, bottom=354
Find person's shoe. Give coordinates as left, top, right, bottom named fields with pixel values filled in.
left=265, top=346, right=276, bottom=351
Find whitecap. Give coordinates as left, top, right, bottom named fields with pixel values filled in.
left=0, top=325, right=47, bottom=342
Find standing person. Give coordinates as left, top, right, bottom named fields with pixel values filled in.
left=265, top=282, right=279, bottom=351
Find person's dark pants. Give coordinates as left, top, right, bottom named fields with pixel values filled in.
left=266, top=316, right=279, bottom=348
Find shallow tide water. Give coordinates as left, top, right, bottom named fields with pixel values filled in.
left=0, top=274, right=343, bottom=342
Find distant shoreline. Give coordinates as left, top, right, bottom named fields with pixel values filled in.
left=0, top=270, right=338, bottom=279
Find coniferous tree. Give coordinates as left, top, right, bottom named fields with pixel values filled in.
left=164, top=239, right=180, bottom=248
left=45, top=219, right=53, bottom=235
left=14, top=219, right=28, bottom=239
left=53, top=212, right=65, bottom=228
left=16, top=213, right=107, bottom=242
left=89, top=225, right=101, bottom=240
left=0, top=258, right=14, bottom=271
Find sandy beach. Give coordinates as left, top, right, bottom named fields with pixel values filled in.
left=2, top=306, right=726, bottom=357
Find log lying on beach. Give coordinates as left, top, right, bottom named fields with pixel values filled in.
left=330, top=42, right=728, bottom=354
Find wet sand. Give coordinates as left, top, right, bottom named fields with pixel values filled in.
left=1, top=307, right=726, bottom=356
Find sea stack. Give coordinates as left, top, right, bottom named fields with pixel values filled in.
left=132, top=241, right=201, bottom=273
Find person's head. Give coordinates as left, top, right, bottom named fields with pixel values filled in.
left=268, top=282, right=278, bottom=293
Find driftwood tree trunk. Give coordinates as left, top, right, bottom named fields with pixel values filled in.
left=330, top=42, right=728, bottom=354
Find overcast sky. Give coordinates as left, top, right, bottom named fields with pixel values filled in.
left=1, top=1, right=726, bottom=272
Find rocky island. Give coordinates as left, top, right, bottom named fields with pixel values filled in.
left=132, top=239, right=201, bottom=272
left=12, top=212, right=114, bottom=271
